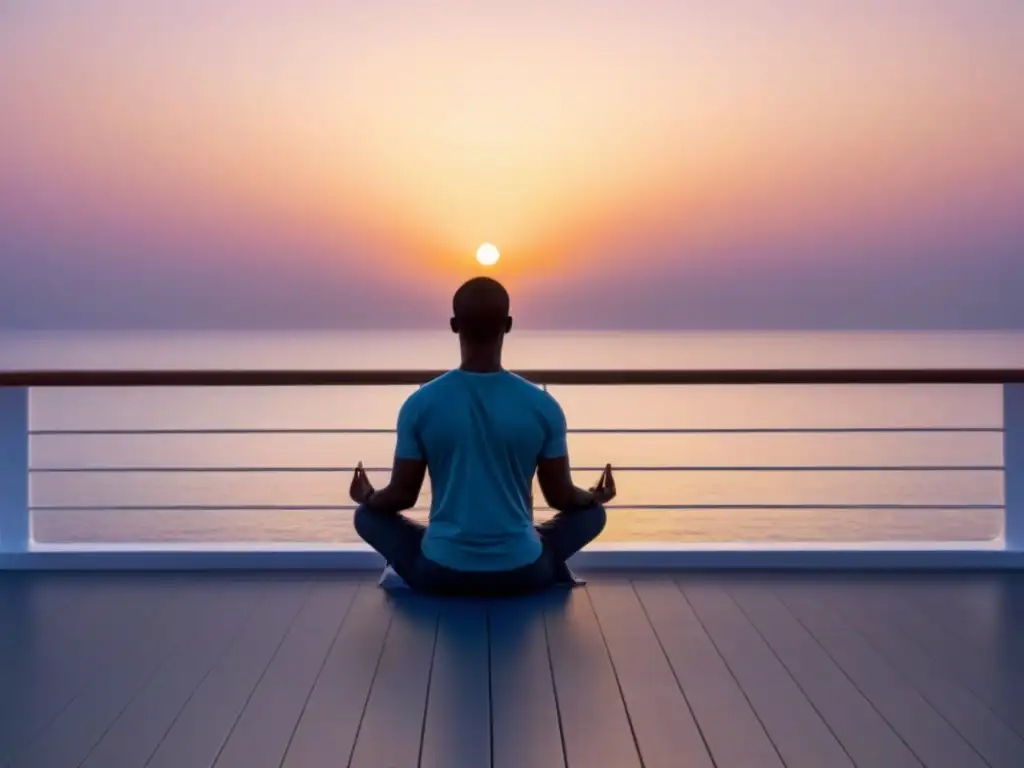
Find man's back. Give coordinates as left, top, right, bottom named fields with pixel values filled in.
left=394, top=369, right=566, bottom=571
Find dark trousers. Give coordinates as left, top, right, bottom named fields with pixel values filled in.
left=353, top=503, right=607, bottom=597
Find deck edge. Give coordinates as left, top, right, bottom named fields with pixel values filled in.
left=3, top=548, right=1023, bottom=570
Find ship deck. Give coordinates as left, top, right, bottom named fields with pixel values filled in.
left=3, top=570, right=1024, bottom=768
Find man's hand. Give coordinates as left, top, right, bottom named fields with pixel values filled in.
left=349, top=461, right=375, bottom=505
left=589, top=463, right=617, bottom=505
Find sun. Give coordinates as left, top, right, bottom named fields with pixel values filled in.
left=475, top=243, right=500, bottom=266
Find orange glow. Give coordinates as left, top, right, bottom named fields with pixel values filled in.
left=1, top=1, right=1022, bottom=289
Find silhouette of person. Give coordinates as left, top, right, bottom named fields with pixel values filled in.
left=350, top=276, right=613, bottom=596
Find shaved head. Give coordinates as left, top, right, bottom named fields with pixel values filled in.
left=451, top=277, right=512, bottom=342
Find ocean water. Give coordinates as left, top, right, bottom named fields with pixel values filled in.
left=4, top=329, right=1023, bottom=547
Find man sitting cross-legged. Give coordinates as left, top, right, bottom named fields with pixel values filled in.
left=350, top=276, right=612, bottom=597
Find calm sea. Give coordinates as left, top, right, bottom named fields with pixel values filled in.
left=5, top=330, right=1023, bottom=547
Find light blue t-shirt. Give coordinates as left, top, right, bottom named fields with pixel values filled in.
left=394, top=369, right=568, bottom=572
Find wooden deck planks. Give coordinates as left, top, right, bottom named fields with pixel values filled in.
left=727, top=582, right=923, bottom=768
left=79, top=580, right=264, bottom=768
left=887, top=581, right=1024, bottom=690
left=347, top=593, right=439, bottom=768
left=587, top=581, right=714, bottom=768
left=5, top=571, right=1024, bottom=768
left=773, top=584, right=989, bottom=768
left=0, top=574, right=102, bottom=658
left=633, top=579, right=785, bottom=768
left=211, top=579, right=359, bottom=768
left=834, top=582, right=1024, bottom=735
left=280, top=585, right=394, bottom=768
left=0, top=576, right=108, bottom=716
left=488, top=595, right=565, bottom=768
left=889, top=579, right=1024, bottom=658
left=787, top=581, right=1024, bottom=768
left=420, top=599, right=492, bottom=768
left=144, top=579, right=313, bottom=768
left=0, top=576, right=174, bottom=763
left=8, top=580, right=239, bottom=768
left=681, top=582, right=854, bottom=768
left=543, top=589, right=643, bottom=768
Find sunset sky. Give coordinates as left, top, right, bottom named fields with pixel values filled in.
left=1, top=0, right=1022, bottom=329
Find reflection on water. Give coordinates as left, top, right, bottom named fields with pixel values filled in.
left=6, top=329, right=1024, bottom=372
left=31, top=508, right=1003, bottom=545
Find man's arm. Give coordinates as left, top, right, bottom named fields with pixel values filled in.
left=534, top=398, right=597, bottom=512
left=363, top=458, right=427, bottom=514
left=362, top=398, right=428, bottom=514
left=537, top=456, right=597, bottom=512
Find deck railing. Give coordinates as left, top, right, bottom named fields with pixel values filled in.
left=1, top=368, right=1022, bottom=569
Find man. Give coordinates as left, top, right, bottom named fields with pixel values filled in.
left=350, top=276, right=613, bottom=596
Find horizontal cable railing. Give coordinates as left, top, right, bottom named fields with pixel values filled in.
left=27, top=426, right=1004, bottom=435
left=3, top=366, right=1020, bottom=557
left=27, top=428, right=1005, bottom=514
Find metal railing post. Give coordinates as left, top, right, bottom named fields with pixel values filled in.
left=0, top=387, right=30, bottom=554
left=1005, top=384, right=1024, bottom=551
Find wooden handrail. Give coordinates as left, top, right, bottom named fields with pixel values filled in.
left=1, top=368, right=1023, bottom=387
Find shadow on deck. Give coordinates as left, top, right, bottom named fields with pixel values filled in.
left=3, top=570, right=1024, bottom=768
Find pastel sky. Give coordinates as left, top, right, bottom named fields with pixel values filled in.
left=1, top=0, right=1022, bottom=329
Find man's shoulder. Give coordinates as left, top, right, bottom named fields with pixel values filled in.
left=502, top=372, right=563, bottom=415
left=401, top=370, right=459, bottom=407
left=406, top=369, right=560, bottom=410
